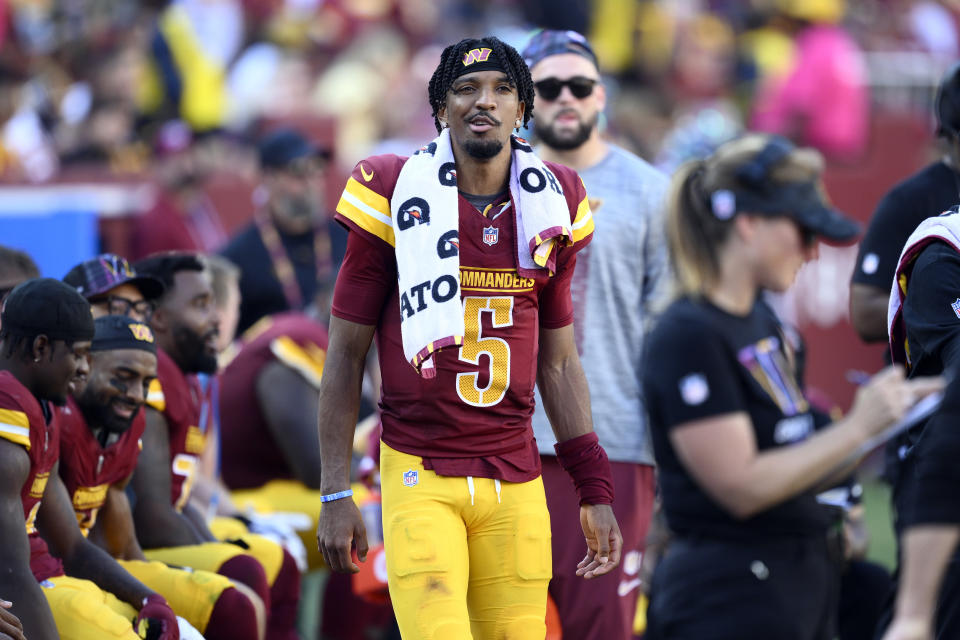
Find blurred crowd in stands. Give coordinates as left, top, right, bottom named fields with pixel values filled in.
left=0, top=0, right=957, bottom=228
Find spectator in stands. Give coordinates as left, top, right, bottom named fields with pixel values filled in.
left=221, top=128, right=345, bottom=334
left=132, top=121, right=228, bottom=260
left=751, top=0, right=869, bottom=162
left=0, top=245, right=39, bottom=304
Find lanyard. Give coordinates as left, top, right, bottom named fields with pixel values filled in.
left=254, top=212, right=333, bottom=309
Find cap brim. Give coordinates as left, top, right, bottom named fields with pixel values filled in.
left=794, top=204, right=861, bottom=244
left=126, top=275, right=165, bottom=300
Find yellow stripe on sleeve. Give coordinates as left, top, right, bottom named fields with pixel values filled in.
left=337, top=177, right=396, bottom=247
left=571, top=195, right=594, bottom=242
left=270, top=337, right=326, bottom=388
left=0, top=408, right=30, bottom=449
left=146, top=379, right=166, bottom=412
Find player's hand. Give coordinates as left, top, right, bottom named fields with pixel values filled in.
left=135, top=593, right=180, bottom=640
left=881, top=617, right=932, bottom=640
left=0, top=599, right=26, bottom=640
left=576, top=503, right=622, bottom=579
left=848, top=367, right=943, bottom=437
left=317, top=497, right=368, bottom=574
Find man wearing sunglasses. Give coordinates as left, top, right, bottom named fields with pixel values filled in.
left=63, top=254, right=164, bottom=324
left=522, top=29, right=670, bottom=640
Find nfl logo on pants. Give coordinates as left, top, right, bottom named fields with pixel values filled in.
left=483, top=226, right=499, bottom=246
left=403, top=469, right=419, bottom=487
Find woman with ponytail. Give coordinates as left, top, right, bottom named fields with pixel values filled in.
left=642, top=134, right=941, bottom=639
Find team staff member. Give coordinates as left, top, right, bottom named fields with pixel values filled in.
left=881, top=206, right=960, bottom=639
left=59, top=315, right=263, bottom=640
left=850, top=63, right=960, bottom=342
left=317, top=36, right=620, bottom=639
left=64, top=254, right=165, bottom=323
left=131, top=252, right=301, bottom=640
left=643, top=135, right=939, bottom=639
left=522, top=29, right=669, bottom=640
left=0, top=279, right=179, bottom=640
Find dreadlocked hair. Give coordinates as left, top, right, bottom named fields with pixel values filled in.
left=428, top=36, right=535, bottom=134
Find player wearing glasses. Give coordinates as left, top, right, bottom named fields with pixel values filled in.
left=64, top=255, right=164, bottom=323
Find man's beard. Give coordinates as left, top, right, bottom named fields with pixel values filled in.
left=76, top=389, right=137, bottom=434
left=537, top=111, right=597, bottom=151
left=463, top=138, right=503, bottom=160
left=173, top=325, right=219, bottom=374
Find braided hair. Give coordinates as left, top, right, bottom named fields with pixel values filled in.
left=428, top=37, right=535, bottom=134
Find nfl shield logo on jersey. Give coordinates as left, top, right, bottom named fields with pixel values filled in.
left=482, top=226, right=499, bottom=246
left=402, top=469, right=419, bottom=487
left=952, top=298, right=960, bottom=319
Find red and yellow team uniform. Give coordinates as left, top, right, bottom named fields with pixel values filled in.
left=0, top=371, right=142, bottom=640
left=221, top=312, right=329, bottom=491
left=333, top=153, right=593, bottom=639
left=142, top=348, right=285, bottom=584
left=218, top=312, right=367, bottom=569
left=58, top=397, right=245, bottom=635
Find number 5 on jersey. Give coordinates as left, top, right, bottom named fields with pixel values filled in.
left=457, top=297, right=514, bottom=407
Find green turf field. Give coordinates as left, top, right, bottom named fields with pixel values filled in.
left=863, top=480, right=897, bottom=570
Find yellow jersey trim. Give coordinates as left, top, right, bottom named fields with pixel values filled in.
left=571, top=196, right=594, bottom=243
left=0, top=409, right=30, bottom=449
left=337, top=177, right=396, bottom=247
left=146, top=379, right=166, bottom=412
left=270, top=337, right=325, bottom=389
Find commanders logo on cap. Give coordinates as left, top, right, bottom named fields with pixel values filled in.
left=128, top=323, right=154, bottom=343
left=462, top=48, right=492, bottom=66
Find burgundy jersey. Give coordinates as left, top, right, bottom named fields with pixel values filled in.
left=145, top=349, right=205, bottom=510
left=333, top=153, right=593, bottom=481
left=219, top=312, right=329, bottom=490
left=58, top=397, right=144, bottom=536
left=0, top=371, right=64, bottom=581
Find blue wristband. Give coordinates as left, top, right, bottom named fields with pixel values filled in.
left=320, top=489, right=354, bottom=503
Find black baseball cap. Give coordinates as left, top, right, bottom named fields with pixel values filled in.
left=936, top=62, right=960, bottom=139
left=258, top=128, right=331, bottom=170
left=707, top=136, right=860, bottom=243
left=1, top=278, right=94, bottom=342
left=63, top=254, right=164, bottom=301
left=522, top=29, right=599, bottom=71
left=91, top=315, right=157, bottom=354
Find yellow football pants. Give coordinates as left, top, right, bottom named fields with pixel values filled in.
left=230, top=479, right=371, bottom=569
left=118, top=559, right=230, bottom=633
left=142, top=520, right=283, bottom=586
left=380, top=442, right=552, bottom=640
left=40, top=575, right=139, bottom=640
